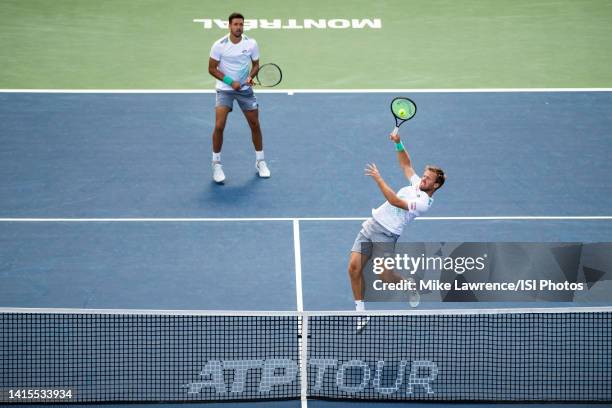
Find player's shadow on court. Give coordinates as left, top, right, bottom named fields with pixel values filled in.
left=202, top=176, right=262, bottom=206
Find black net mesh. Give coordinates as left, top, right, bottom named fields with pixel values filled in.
left=1, top=309, right=610, bottom=403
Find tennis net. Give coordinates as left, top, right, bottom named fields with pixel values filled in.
left=1, top=307, right=611, bottom=403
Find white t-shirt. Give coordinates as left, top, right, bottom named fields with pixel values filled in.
left=371, top=174, right=433, bottom=235
left=210, top=35, right=259, bottom=91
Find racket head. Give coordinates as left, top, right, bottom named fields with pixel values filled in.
left=255, top=63, right=282, bottom=87
left=390, top=97, right=417, bottom=127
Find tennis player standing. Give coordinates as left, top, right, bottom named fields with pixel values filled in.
left=208, top=12, right=270, bottom=183
left=348, top=132, right=445, bottom=331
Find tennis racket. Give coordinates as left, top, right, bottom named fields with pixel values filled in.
left=254, top=63, right=282, bottom=87
left=390, top=97, right=417, bottom=136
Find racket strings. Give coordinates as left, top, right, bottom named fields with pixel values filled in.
left=257, top=65, right=282, bottom=86
left=392, top=99, right=416, bottom=120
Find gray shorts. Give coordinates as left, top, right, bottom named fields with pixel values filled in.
left=215, top=88, right=258, bottom=112
left=351, top=218, right=400, bottom=257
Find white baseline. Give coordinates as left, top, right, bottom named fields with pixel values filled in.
left=1, top=88, right=611, bottom=94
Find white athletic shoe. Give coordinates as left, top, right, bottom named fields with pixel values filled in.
left=256, top=160, right=271, bottom=178
left=212, top=162, right=225, bottom=183
left=355, top=316, right=370, bottom=334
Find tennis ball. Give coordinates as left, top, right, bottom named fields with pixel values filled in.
left=398, top=108, right=407, bottom=118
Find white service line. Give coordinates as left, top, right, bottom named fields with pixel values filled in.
left=415, top=216, right=612, bottom=221
left=0, top=216, right=611, bottom=222
left=0, top=217, right=297, bottom=222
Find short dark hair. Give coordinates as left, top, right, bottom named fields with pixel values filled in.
left=425, top=165, right=446, bottom=190
left=228, top=12, right=244, bottom=24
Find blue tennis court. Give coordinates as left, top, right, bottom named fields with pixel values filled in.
left=2, top=0, right=612, bottom=405
left=1, top=91, right=611, bottom=310
left=1, top=91, right=611, bottom=407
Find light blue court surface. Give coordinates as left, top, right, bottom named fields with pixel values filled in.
left=0, top=91, right=611, bottom=407
left=0, top=91, right=611, bottom=311
left=1, top=92, right=611, bottom=218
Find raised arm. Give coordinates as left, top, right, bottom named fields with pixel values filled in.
left=364, top=163, right=409, bottom=210
left=390, top=132, right=415, bottom=180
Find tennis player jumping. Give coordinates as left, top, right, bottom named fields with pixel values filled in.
left=348, top=132, right=445, bottom=331
left=208, top=12, right=270, bottom=183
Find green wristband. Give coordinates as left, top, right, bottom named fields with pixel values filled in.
left=395, top=142, right=405, bottom=152
left=222, top=75, right=233, bottom=85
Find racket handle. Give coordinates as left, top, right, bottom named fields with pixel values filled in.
left=392, top=127, right=399, bottom=136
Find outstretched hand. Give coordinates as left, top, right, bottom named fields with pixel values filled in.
left=364, top=163, right=382, bottom=180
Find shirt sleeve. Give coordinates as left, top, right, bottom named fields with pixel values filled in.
left=409, top=174, right=421, bottom=187
left=210, top=42, right=221, bottom=61
left=250, top=39, right=260, bottom=61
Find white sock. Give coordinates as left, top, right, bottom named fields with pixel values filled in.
left=212, top=152, right=221, bottom=163
left=355, top=300, right=365, bottom=312
left=255, top=150, right=264, bottom=161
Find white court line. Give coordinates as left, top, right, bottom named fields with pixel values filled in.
left=293, top=220, right=304, bottom=312
left=1, top=88, right=611, bottom=94
left=0, top=216, right=611, bottom=222
left=292, top=219, right=308, bottom=408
